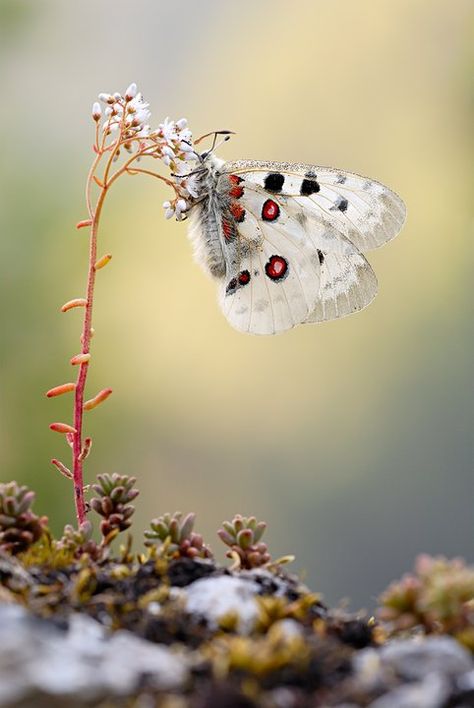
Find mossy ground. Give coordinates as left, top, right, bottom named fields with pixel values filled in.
left=2, top=534, right=472, bottom=708
left=0, top=536, right=379, bottom=705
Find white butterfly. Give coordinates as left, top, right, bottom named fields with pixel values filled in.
left=183, top=142, right=406, bottom=335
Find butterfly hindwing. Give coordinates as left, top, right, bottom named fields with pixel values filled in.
left=218, top=193, right=322, bottom=335
left=305, top=250, right=378, bottom=323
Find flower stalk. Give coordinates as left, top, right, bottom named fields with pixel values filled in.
left=48, top=83, right=201, bottom=528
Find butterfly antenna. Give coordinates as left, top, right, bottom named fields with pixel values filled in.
left=194, top=130, right=235, bottom=147
left=210, top=133, right=233, bottom=154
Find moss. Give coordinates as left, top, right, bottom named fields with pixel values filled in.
left=0, top=481, right=472, bottom=705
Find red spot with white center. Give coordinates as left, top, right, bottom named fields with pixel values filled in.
left=262, top=199, right=280, bottom=221
left=265, top=255, right=288, bottom=281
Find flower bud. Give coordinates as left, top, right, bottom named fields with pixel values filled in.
left=125, top=83, right=138, bottom=101
left=176, top=118, right=188, bottom=130
left=92, top=102, right=102, bottom=122
left=176, top=199, right=187, bottom=213
left=98, top=93, right=115, bottom=104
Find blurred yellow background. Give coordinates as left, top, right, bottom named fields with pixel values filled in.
left=0, top=0, right=472, bottom=608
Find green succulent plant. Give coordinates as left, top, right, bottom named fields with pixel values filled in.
left=218, top=515, right=271, bottom=569
left=57, top=520, right=97, bottom=558
left=90, top=473, right=139, bottom=541
left=378, top=554, right=474, bottom=650
left=0, top=482, right=47, bottom=555
left=144, top=511, right=212, bottom=559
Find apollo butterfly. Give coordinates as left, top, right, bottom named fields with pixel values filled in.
left=182, top=139, right=406, bottom=335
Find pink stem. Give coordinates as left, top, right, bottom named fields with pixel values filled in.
left=71, top=188, right=106, bottom=526
left=69, top=143, right=164, bottom=526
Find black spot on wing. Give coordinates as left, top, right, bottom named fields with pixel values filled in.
left=317, top=249, right=325, bottom=265
left=330, top=196, right=349, bottom=213
left=264, top=172, right=285, bottom=193
left=337, top=198, right=348, bottom=212
left=339, top=199, right=349, bottom=212
left=300, top=178, right=320, bottom=196
left=225, top=278, right=238, bottom=296
left=336, top=174, right=346, bottom=184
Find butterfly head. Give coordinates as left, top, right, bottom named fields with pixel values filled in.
left=195, top=130, right=235, bottom=162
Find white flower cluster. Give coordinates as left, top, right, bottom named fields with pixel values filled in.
left=92, top=84, right=201, bottom=221
left=157, top=117, right=201, bottom=220
left=94, top=83, right=151, bottom=138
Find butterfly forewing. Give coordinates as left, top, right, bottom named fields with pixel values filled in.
left=221, top=160, right=406, bottom=252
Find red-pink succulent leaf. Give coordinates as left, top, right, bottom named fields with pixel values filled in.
left=233, top=516, right=244, bottom=533
left=253, top=522, right=267, bottom=543
left=237, top=529, right=253, bottom=550
left=180, top=513, right=195, bottom=541
left=169, top=518, right=180, bottom=543
left=217, top=529, right=234, bottom=547
left=222, top=521, right=235, bottom=537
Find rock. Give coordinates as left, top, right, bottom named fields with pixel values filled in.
left=379, top=636, right=472, bottom=680
left=353, top=637, right=473, bottom=708
left=0, top=603, right=188, bottom=706
left=185, top=574, right=260, bottom=633
left=369, top=673, right=450, bottom=708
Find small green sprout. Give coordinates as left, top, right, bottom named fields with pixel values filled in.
left=144, top=512, right=213, bottom=560
left=218, top=515, right=271, bottom=569
left=90, top=473, right=139, bottom=543
left=0, top=481, right=47, bottom=555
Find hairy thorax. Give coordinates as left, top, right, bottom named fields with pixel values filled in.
left=187, top=156, right=238, bottom=280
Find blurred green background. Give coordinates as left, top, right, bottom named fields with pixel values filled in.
left=0, top=0, right=472, bottom=609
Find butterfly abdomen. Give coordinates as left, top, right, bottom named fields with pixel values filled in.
left=187, top=158, right=228, bottom=279
left=188, top=198, right=227, bottom=278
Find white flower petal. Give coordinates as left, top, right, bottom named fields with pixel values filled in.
left=92, top=102, right=101, bottom=120
left=125, top=82, right=138, bottom=100
left=98, top=92, right=114, bottom=104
